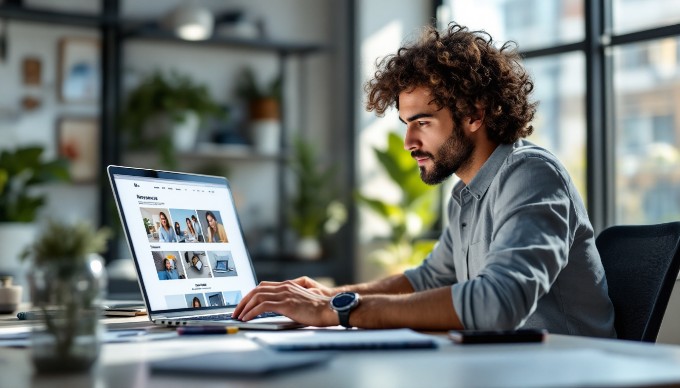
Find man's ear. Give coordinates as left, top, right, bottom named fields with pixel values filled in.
left=467, top=103, right=485, bottom=133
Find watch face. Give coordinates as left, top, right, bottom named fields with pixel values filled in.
left=331, top=293, right=356, bottom=310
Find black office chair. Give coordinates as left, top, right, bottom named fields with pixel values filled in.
left=596, top=221, right=680, bottom=342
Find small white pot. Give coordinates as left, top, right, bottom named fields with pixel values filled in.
left=172, top=110, right=201, bottom=152
left=296, top=237, right=322, bottom=261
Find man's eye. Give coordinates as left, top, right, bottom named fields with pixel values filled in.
left=418, top=121, right=428, bottom=126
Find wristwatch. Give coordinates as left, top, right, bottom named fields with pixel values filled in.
left=330, top=292, right=360, bottom=328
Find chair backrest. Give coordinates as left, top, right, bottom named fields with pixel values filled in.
left=596, top=221, right=680, bottom=342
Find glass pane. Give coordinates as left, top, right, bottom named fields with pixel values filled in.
left=613, top=0, right=680, bottom=35
left=523, top=53, right=587, bottom=201
left=613, top=38, right=680, bottom=224
left=440, top=0, right=584, bottom=51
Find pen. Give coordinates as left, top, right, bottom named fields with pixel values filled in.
left=176, top=326, right=239, bottom=335
left=17, top=311, right=55, bottom=320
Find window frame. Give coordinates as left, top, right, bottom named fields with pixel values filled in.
left=434, top=0, right=680, bottom=232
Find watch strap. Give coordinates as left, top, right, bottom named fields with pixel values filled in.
left=337, top=309, right=351, bottom=328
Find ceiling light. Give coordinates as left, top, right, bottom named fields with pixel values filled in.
left=165, top=1, right=214, bottom=41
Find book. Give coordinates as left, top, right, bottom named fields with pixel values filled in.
left=104, top=308, right=147, bottom=317
left=103, top=302, right=147, bottom=317
left=245, top=328, right=437, bottom=350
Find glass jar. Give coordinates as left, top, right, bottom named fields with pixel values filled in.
left=29, top=253, right=107, bottom=374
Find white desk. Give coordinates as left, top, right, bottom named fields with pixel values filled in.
left=3, top=317, right=680, bottom=387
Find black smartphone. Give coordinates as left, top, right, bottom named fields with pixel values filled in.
left=448, top=329, right=547, bottom=344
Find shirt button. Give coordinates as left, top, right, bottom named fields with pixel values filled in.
left=462, top=223, right=467, bottom=228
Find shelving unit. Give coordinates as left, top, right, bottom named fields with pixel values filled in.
left=0, top=1, right=354, bottom=286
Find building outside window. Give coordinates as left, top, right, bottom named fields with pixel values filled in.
left=441, top=0, right=680, bottom=227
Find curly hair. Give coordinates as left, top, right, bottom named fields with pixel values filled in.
left=365, top=23, right=537, bottom=144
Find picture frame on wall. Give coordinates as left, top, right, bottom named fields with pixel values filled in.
left=57, top=117, right=99, bottom=183
left=58, top=37, right=100, bottom=103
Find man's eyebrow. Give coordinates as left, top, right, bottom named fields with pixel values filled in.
left=399, top=113, right=434, bottom=124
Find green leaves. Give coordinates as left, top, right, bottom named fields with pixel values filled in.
left=356, top=132, right=440, bottom=272
left=22, top=220, right=112, bottom=264
left=0, top=146, right=70, bottom=222
left=234, top=67, right=282, bottom=101
left=290, top=137, right=345, bottom=239
left=124, top=70, right=222, bottom=133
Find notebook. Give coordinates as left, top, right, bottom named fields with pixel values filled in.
left=107, top=165, right=303, bottom=330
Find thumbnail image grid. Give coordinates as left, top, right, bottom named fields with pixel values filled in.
left=139, top=207, right=228, bottom=244
left=164, top=290, right=243, bottom=309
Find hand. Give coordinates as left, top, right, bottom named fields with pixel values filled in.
left=233, top=279, right=338, bottom=327
left=287, top=276, right=335, bottom=297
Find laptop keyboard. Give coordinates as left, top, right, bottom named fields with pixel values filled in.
left=183, top=311, right=280, bottom=321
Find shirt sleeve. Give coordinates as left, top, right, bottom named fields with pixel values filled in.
left=453, top=154, right=575, bottom=330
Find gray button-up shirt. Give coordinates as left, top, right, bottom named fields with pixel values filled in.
left=404, top=140, right=616, bottom=337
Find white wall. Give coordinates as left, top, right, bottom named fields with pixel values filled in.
left=0, top=20, right=100, bottom=224
left=0, top=0, right=342, bottom=245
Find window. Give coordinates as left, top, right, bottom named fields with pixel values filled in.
left=444, top=0, right=583, bottom=51
left=613, top=39, right=680, bottom=224
left=613, top=0, right=680, bottom=34
left=440, top=0, right=680, bottom=228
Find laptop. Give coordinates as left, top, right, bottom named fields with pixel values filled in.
left=214, top=259, right=229, bottom=273
left=107, top=165, right=303, bottom=330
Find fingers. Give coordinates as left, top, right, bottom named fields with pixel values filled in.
left=235, top=282, right=294, bottom=320
left=238, top=292, right=285, bottom=321
left=291, top=276, right=334, bottom=296
left=233, top=280, right=289, bottom=317
left=234, top=281, right=329, bottom=321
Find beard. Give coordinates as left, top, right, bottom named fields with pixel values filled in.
left=413, top=124, right=475, bottom=185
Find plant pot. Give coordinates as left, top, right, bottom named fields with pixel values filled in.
left=172, top=110, right=201, bottom=152
left=251, top=119, right=281, bottom=154
left=249, top=98, right=279, bottom=120
left=29, top=254, right=107, bottom=374
left=296, top=237, right=322, bottom=261
left=0, top=222, right=36, bottom=301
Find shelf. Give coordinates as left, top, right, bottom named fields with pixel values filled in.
left=122, top=24, right=324, bottom=56
left=0, top=7, right=323, bottom=56
left=194, top=143, right=286, bottom=161
left=124, top=143, right=287, bottom=165
left=0, top=4, right=111, bottom=27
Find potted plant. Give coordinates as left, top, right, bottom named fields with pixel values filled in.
left=22, top=220, right=111, bottom=373
left=0, top=146, right=70, bottom=290
left=356, top=132, right=440, bottom=274
left=234, top=67, right=282, bottom=154
left=122, top=70, right=223, bottom=168
left=289, top=137, right=346, bottom=260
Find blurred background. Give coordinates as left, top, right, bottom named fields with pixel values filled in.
left=0, top=0, right=679, bottom=341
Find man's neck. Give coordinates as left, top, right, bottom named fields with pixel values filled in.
left=456, top=140, right=499, bottom=185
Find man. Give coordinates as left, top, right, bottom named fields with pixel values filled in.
left=158, top=258, right=180, bottom=280
left=191, top=214, right=204, bottom=241
left=234, top=23, right=615, bottom=337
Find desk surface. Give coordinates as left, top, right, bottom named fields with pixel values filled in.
left=2, top=314, right=680, bottom=388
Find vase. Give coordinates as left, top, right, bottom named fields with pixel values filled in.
left=172, top=110, right=200, bottom=152
left=29, top=253, right=107, bottom=374
left=296, top=237, right=322, bottom=261
left=251, top=119, right=281, bottom=155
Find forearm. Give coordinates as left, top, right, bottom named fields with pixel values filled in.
left=333, top=274, right=414, bottom=295
left=348, top=286, right=463, bottom=330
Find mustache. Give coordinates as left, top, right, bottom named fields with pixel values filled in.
left=411, top=150, right=433, bottom=159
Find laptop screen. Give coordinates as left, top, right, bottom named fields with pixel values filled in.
left=215, top=260, right=228, bottom=271
left=108, top=166, right=258, bottom=314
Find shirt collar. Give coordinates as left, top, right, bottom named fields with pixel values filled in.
left=451, top=140, right=521, bottom=203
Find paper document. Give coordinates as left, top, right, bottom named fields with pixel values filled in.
left=151, top=349, right=333, bottom=375
left=246, top=328, right=437, bottom=350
